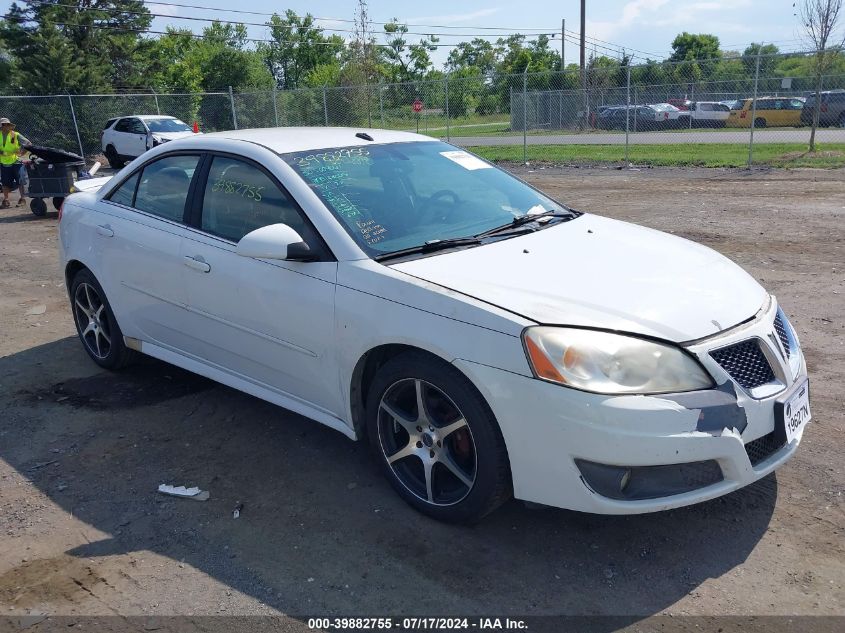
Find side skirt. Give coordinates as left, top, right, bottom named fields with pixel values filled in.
left=129, top=337, right=358, bottom=441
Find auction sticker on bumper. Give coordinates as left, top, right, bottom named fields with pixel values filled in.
left=780, top=379, right=811, bottom=444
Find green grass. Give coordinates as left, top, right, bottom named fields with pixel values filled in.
left=467, top=143, right=845, bottom=168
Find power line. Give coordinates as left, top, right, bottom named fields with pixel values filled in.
left=142, top=1, right=557, bottom=31
left=563, top=28, right=667, bottom=59
left=24, top=0, right=557, bottom=33
left=34, top=20, right=545, bottom=49
left=21, top=2, right=558, bottom=40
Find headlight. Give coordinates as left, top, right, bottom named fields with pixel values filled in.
left=523, top=327, right=714, bottom=394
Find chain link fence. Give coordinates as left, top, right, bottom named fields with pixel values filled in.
left=1, top=50, right=842, bottom=166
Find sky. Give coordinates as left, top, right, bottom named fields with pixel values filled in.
left=0, top=0, right=818, bottom=66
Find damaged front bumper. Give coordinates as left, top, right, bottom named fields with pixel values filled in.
left=454, top=298, right=809, bottom=514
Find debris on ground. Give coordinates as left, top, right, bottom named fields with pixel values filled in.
left=233, top=502, right=244, bottom=519
left=156, top=484, right=210, bottom=501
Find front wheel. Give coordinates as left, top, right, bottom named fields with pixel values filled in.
left=754, top=117, right=766, bottom=128
left=70, top=269, right=136, bottom=370
left=30, top=198, right=47, bottom=217
left=105, top=145, right=124, bottom=169
left=366, top=352, right=511, bottom=523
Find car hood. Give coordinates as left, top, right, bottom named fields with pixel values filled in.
left=391, top=215, right=766, bottom=342
left=153, top=131, right=196, bottom=141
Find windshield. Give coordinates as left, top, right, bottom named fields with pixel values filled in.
left=283, top=141, right=573, bottom=256
left=145, top=118, right=192, bottom=133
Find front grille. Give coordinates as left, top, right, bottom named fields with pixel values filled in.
left=745, top=431, right=786, bottom=467
left=774, top=311, right=792, bottom=357
left=710, top=339, right=776, bottom=389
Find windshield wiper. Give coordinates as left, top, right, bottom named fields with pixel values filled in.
left=477, top=209, right=574, bottom=237
left=375, top=236, right=483, bottom=262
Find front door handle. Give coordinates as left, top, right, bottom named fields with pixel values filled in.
left=96, top=224, right=114, bottom=237
left=184, top=255, right=211, bottom=273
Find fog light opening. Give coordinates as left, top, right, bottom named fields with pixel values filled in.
left=619, top=468, right=632, bottom=493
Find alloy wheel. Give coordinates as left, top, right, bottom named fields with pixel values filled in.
left=73, top=282, right=112, bottom=360
left=377, top=378, right=477, bottom=506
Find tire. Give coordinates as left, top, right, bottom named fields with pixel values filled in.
left=52, top=196, right=64, bottom=210
left=105, top=145, right=124, bottom=169
left=30, top=198, right=47, bottom=217
left=69, top=268, right=136, bottom=370
left=365, top=351, right=511, bottom=523
left=754, top=117, right=766, bottom=128
left=839, top=113, right=845, bottom=129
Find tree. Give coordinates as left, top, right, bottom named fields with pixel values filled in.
left=798, top=0, right=845, bottom=151
left=446, top=39, right=498, bottom=75
left=742, top=43, right=780, bottom=77
left=263, top=10, right=345, bottom=90
left=381, top=19, right=437, bottom=83
left=669, top=32, right=721, bottom=62
left=1, top=0, right=153, bottom=91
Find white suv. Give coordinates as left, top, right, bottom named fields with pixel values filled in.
left=101, top=115, right=196, bottom=168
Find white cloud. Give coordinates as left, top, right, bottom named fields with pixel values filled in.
left=586, top=0, right=752, bottom=44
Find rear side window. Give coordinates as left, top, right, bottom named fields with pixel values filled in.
left=134, top=154, right=200, bottom=223
left=113, top=118, right=132, bottom=132
left=107, top=172, right=139, bottom=207
left=200, top=156, right=312, bottom=243
left=104, top=118, right=119, bottom=131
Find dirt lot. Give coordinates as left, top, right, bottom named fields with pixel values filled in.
left=0, top=167, right=843, bottom=629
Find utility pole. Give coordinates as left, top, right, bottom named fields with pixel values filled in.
left=561, top=18, right=565, bottom=69
left=579, top=0, right=586, bottom=83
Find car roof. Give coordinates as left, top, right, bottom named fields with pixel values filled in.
left=201, top=127, right=434, bottom=154
left=132, top=115, right=178, bottom=120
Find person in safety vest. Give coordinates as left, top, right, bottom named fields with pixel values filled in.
left=0, top=117, right=30, bottom=208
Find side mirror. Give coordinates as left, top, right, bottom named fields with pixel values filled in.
left=236, top=224, right=316, bottom=261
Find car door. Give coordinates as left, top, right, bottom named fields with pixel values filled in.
left=179, top=154, right=341, bottom=416
left=96, top=153, right=202, bottom=349
left=124, top=118, right=150, bottom=158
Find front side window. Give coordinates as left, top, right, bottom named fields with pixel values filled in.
left=200, top=156, right=311, bottom=243
left=107, top=172, right=139, bottom=207
left=126, top=119, right=147, bottom=134
left=133, top=154, right=200, bottom=222
left=284, top=141, right=572, bottom=256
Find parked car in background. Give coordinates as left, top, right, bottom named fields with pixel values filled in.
left=800, top=90, right=845, bottom=127
left=596, top=105, right=675, bottom=131
left=726, top=97, right=806, bottom=128
left=102, top=115, right=196, bottom=168
left=679, top=101, right=731, bottom=128
left=666, top=98, right=692, bottom=111
left=58, top=127, right=810, bottom=523
left=720, top=99, right=742, bottom=111
left=650, top=103, right=686, bottom=127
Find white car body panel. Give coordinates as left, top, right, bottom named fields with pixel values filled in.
left=58, top=128, right=808, bottom=516
left=392, top=214, right=767, bottom=342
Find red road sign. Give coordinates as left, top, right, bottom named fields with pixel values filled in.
left=412, top=99, right=423, bottom=113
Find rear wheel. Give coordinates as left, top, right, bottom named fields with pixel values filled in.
left=839, top=113, right=845, bottom=128
left=366, top=352, right=511, bottom=523
left=70, top=269, right=136, bottom=370
left=52, top=196, right=64, bottom=210
left=105, top=145, right=124, bottom=169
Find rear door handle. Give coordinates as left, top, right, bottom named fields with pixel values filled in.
left=184, top=255, right=211, bottom=273
left=96, top=224, right=114, bottom=237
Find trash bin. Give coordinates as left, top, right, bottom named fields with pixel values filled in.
left=23, top=145, right=86, bottom=217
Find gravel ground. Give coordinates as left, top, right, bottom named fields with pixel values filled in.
left=0, top=166, right=842, bottom=629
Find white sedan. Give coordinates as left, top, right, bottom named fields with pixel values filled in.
left=58, top=128, right=811, bottom=523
